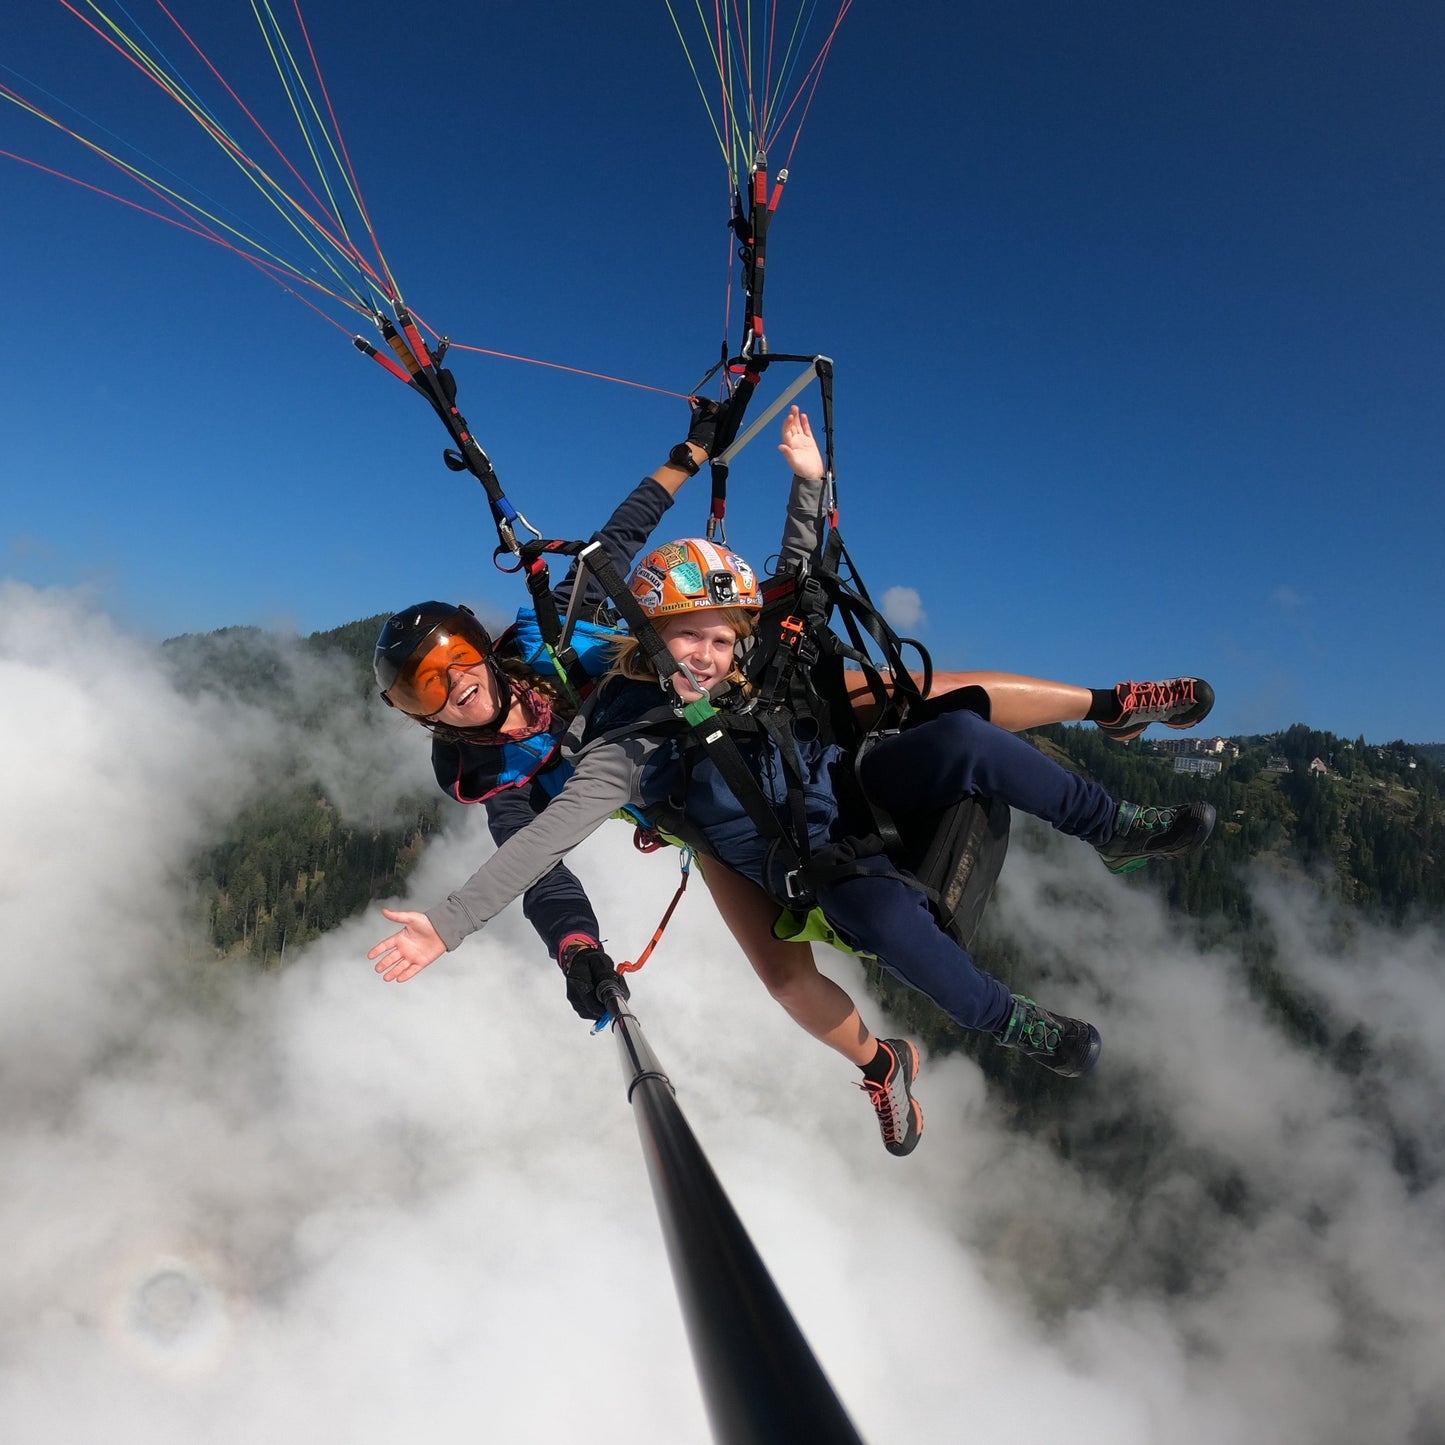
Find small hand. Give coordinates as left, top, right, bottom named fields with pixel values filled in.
left=367, top=907, right=446, bottom=983
left=778, top=405, right=824, bottom=481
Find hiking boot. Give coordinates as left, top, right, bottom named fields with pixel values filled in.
left=860, top=1039, right=924, bottom=1157
left=1098, top=677, right=1215, bottom=742
left=1096, top=800, right=1217, bottom=875
left=994, top=994, right=1101, bottom=1077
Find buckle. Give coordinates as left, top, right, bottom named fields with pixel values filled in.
left=664, top=661, right=708, bottom=712
left=781, top=868, right=812, bottom=906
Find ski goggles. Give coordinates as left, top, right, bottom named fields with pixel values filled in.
left=379, top=612, right=495, bottom=719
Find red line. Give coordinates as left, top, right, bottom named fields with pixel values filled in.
left=127, top=0, right=386, bottom=293
left=289, top=0, right=397, bottom=303
left=1, top=145, right=362, bottom=326
left=775, top=0, right=855, bottom=172
left=437, top=337, right=688, bottom=399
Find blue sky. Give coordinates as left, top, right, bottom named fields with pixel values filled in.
left=3, top=1, right=1442, bottom=743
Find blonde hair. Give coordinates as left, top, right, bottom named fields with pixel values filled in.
left=606, top=607, right=758, bottom=686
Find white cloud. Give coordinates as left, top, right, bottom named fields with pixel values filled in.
left=3, top=584, right=1443, bottom=1444
left=881, top=585, right=926, bottom=632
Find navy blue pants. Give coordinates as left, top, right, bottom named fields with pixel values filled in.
left=816, top=709, right=1117, bottom=1034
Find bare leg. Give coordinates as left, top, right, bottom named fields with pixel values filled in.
left=846, top=668, right=1092, bottom=734
left=931, top=671, right=1091, bottom=733
left=696, top=856, right=877, bottom=1067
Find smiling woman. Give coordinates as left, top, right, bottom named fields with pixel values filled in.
left=365, top=399, right=734, bottom=1017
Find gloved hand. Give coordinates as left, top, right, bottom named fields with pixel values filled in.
left=559, top=944, right=630, bottom=1022
left=685, top=391, right=738, bottom=458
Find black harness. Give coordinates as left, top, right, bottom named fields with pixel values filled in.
left=514, top=510, right=1010, bottom=947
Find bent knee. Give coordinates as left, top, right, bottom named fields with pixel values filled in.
left=750, top=958, right=819, bottom=1005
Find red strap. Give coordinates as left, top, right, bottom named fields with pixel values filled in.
left=617, top=851, right=693, bottom=975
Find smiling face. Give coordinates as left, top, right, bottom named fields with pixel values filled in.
left=427, top=657, right=505, bottom=728
left=383, top=622, right=506, bottom=727
left=657, top=613, right=740, bottom=700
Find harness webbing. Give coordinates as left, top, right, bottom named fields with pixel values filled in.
left=697, top=353, right=835, bottom=543
left=515, top=534, right=823, bottom=902
left=510, top=442, right=938, bottom=910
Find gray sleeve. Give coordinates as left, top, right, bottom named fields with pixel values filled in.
left=424, top=735, right=653, bottom=951
left=778, top=473, right=827, bottom=567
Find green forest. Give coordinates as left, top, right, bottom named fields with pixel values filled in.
left=165, top=616, right=446, bottom=968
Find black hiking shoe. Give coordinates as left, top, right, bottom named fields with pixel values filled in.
left=1096, top=800, right=1217, bottom=875
left=860, top=1039, right=923, bottom=1157
left=994, top=995, right=1101, bottom=1077
left=1098, top=677, right=1215, bottom=742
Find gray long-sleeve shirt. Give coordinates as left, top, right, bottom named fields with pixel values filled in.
left=425, top=471, right=828, bottom=951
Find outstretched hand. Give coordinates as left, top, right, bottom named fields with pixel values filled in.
left=779, top=405, right=824, bottom=481
left=368, top=907, right=446, bottom=983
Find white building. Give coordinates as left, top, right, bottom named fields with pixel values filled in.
left=1173, top=755, right=1222, bottom=777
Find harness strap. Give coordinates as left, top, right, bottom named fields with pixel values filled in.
left=371, top=313, right=539, bottom=557
left=617, top=849, right=694, bottom=975
left=566, top=542, right=821, bottom=904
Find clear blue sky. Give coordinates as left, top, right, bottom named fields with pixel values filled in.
left=3, top=2, right=1442, bottom=743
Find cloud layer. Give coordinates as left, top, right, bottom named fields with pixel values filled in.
left=3, top=582, right=1442, bottom=1444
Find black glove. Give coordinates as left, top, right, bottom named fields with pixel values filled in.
left=686, top=392, right=738, bottom=458
left=560, top=946, right=629, bottom=1022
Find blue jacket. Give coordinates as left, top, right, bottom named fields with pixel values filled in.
left=587, top=677, right=850, bottom=904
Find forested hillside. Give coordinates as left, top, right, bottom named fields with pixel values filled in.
left=1034, top=722, right=1443, bottom=927
left=163, top=615, right=443, bottom=967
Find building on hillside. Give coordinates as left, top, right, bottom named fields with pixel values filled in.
left=1173, top=755, right=1222, bottom=777
left=1201, top=737, right=1241, bottom=757
left=1309, top=757, right=1329, bottom=777
left=1158, top=737, right=1202, bottom=755
left=1265, top=756, right=1291, bottom=774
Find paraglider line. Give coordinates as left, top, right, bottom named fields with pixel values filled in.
left=439, top=338, right=689, bottom=399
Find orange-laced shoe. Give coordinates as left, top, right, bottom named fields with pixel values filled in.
left=1099, top=677, right=1215, bottom=742
left=860, top=1039, right=924, bottom=1157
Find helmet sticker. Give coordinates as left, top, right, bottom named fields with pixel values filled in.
left=668, top=561, right=705, bottom=595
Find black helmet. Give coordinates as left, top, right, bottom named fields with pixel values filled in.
left=373, top=602, right=500, bottom=719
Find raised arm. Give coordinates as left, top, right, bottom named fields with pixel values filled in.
left=556, top=395, right=737, bottom=612
left=776, top=405, right=828, bottom=567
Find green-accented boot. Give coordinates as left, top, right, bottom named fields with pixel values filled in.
left=994, top=994, right=1101, bottom=1077
left=1096, top=800, right=1216, bottom=875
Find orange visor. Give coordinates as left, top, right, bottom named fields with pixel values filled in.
left=382, top=618, right=494, bottom=718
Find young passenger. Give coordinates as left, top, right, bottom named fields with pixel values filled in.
left=369, top=407, right=1217, bottom=1155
